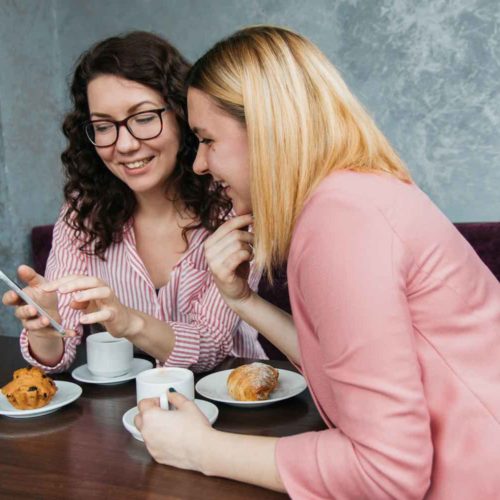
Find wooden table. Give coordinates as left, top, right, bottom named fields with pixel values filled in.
left=0, top=336, right=326, bottom=499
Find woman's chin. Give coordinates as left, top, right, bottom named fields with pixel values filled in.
left=231, top=199, right=252, bottom=216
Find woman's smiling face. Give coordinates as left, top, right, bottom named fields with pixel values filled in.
left=187, top=87, right=252, bottom=215
left=87, top=75, right=180, bottom=196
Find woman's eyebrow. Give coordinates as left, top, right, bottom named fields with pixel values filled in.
left=191, top=126, right=209, bottom=135
left=89, top=101, right=162, bottom=119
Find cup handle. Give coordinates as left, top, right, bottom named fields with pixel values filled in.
left=159, top=391, right=170, bottom=411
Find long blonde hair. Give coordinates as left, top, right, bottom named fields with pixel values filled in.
left=188, top=25, right=411, bottom=280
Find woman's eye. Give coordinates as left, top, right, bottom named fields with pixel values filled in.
left=134, top=115, right=155, bottom=125
left=200, top=138, right=213, bottom=145
left=94, top=123, right=114, bottom=134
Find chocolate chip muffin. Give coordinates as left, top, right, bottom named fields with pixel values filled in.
left=1, top=366, right=57, bottom=410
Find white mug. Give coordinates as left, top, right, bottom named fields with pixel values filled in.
left=86, top=331, right=133, bottom=378
left=136, top=367, right=194, bottom=410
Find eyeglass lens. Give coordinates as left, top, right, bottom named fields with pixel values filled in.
left=86, top=110, right=163, bottom=147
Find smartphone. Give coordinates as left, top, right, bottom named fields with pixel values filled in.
left=0, top=269, right=65, bottom=335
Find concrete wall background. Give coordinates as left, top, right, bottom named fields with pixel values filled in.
left=1, top=0, right=499, bottom=335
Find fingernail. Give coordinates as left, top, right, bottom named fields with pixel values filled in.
left=74, top=292, right=83, bottom=300
left=168, top=387, right=176, bottom=393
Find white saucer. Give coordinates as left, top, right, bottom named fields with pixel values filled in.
left=71, top=358, right=153, bottom=385
left=122, top=399, right=219, bottom=442
left=195, top=368, right=307, bottom=408
left=0, top=381, right=82, bottom=418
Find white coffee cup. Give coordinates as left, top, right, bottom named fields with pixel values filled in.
left=86, top=331, right=133, bottom=378
left=136, top=367, right=194, bottom=410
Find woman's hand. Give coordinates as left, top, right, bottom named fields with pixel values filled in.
left=136, top=390, right=285, bottom=491
left=41, top=275, right=134, bottom=339
left=135, top=391, right=213, bottom=472
left=1, top=265, right=64, bottom=338
left=204, top=214, right=255, bottom=309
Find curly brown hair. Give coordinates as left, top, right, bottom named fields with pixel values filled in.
left=61, top=31, right=231, bottom=258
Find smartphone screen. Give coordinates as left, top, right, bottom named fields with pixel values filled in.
left=0, top=270, right=65, bottom=335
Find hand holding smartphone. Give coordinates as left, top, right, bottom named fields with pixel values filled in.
left=0, top=269, right=65, bottom=336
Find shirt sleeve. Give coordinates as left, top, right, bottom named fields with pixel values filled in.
left=275, top=189, right=433, bottom=499
left=164, top=258, right=263, bottom=373
left=20, top=208, right=87, bottom=373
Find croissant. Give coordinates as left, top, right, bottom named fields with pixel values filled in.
left=1, top=366, right=57, bottom=410
left=227, top=362, right=279, bottom=401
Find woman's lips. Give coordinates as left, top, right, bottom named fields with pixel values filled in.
left=121, top=156, right=154, bottom=175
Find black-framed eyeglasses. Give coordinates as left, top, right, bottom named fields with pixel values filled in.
left=84, top=107, right=169, bottom=147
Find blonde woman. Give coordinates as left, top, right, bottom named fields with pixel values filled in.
left=135, top=26, right=500, bottom=498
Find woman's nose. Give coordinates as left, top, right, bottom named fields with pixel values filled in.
left=193, top=145, right=209, bottom=175
left=115, top=125, right=141, bottom=153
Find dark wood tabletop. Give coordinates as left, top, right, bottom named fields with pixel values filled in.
left=0, top=336, right=326, bottom=499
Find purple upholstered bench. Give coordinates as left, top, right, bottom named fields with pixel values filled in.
left=31, top=222, right=500, bottom=360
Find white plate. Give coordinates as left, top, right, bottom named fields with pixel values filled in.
left=195, top=368, right=307, bottom=408
left=122, top=399, right=219, bottom=442
left=0, top=381, right=82, bottom=418
left=71, top=358, right=153, bottom=385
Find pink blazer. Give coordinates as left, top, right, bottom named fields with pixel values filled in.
left=276, top=171, right=500, bottom=499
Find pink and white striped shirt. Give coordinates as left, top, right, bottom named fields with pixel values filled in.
left=20, top=209, right=266, bottom=373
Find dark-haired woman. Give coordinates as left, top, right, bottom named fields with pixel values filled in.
left=2, top=31, right=265, bottom=373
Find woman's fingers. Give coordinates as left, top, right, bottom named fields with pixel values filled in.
left=135, top=397, right=162, bottom=431
left=3, top=286, right=41, bottom=307
left=72, top=286, right=112, bottom=303
left=208, top=238, right=254, bottom=277
left=40, top=275, right=124, bottom=330
left=43, top=277, right=113, bottom=312
left=138, top=396, right=161, bottom=412
left=205, top=214, right=253, bottom=248
left=41, top=275, right=104, bottom=293
left=22, top=315, right=52, bottom=331
left=134, top=413, right=143, bottom=430
left=205, top=230, right=254, bottom=266
left=69, top=299, right=90, bottom=311
left=13, top=303, right=67, bottom=335
left=2, top=266, right=48, bottom=307
left=25, top=323, right=65, bottom=338
left=17, top=265, right=45, bottom=288
left=14, top=304, right=39, bottom=320
left=40, top=276, right=74, bottom=292
left=215, top=250, right=253, bottom=281
left=167, top=392, right=192, bottom=410
left=79, top=308, right=115, bottom=325
left=2, top=290, right=23, bottom=306
left=207, top=229, right=254, bottom=254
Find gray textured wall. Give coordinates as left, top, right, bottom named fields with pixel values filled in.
left=0, top=0, right=65, bottom=336
left=1, top=0, right=499, bottom=336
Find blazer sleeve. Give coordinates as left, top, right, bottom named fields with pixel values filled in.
left=276, top=190, right=433, bottom=499
left=20, top=208, right=87, bottom=373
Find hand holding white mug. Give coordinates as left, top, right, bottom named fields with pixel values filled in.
left=134, top=366, right=202, bottom=465
left=135, top=390, right=213, bottom=471
left=204, top=214, right=255, bottom=308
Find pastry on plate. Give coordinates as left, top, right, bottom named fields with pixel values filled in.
left=1, top=366, right=57, bottom=410
left=227, top=362, right=279, bottom=401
